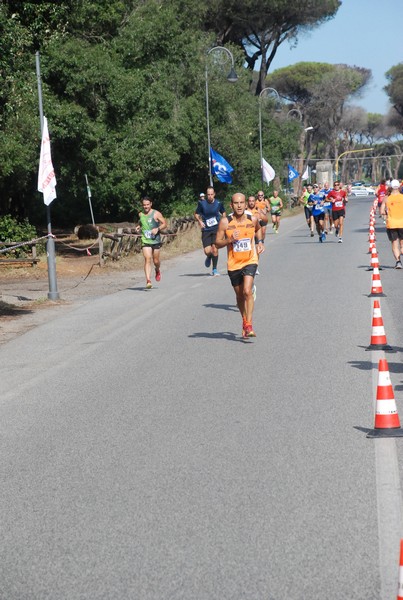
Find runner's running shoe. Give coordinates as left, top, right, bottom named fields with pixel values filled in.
left=146, top=280, right=152, bottom=289
left=155, top=270, right=161, bottom=282
left=242, top=324, right=256, bottom=338
left=338, top=237, right=343, bottom=243
left=395, top=260, right=402, bottom=269
left=205, top=255, right=212, bottom=268
left=212, top=268, right=220, bottom=276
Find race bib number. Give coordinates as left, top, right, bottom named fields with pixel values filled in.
left=206, top=217, right=218, bottom=227
left=233, top=238, right=251, bottom=252
left=334, top=200, right=343, bottom=209
left=144, top=230, right=154, bottom=239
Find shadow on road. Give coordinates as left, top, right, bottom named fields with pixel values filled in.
left=353, top=426, right=372, bottom=435
left=189, top=331, right=251, bottom=343
left=203, top=303, right=238, bottom=313
left=179, top=273, right=211, bottom=277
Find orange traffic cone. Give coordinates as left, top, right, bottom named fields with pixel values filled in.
left=368, top=233, right=376, bottom=253
left=397, top=540, right=403, bottom=599
left=367, top=248, right=382, bottom=271
left=369, top=266, right=386, bottom=296
left=367, top=359, right=403, bottom=438
left=366, top=300, right=392, bottom=350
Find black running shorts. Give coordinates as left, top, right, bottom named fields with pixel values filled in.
left=228, top=263, right=258, bottom=287
left=386, top=228, right=403, bottom=242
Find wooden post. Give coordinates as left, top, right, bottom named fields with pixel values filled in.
left=98, top=233, right=104, bottom=267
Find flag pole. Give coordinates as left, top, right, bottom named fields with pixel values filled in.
left=85, top=174, right=95, bottom=226
left=35, top=52, right=59, bottom=300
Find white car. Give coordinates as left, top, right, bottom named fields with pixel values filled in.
left=349, top=186, right=375, bottom=196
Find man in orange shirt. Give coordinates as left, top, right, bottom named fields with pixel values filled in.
left=255, top=189, right=269, bottom=241
left=380, top=179, right=403, bottom=268
left=215, top=192, right=265, bottom=338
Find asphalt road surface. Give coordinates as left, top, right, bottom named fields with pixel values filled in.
left=1, top=195, right=403, bottom=600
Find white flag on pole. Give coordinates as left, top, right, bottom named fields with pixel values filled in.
left=38, top=116, right=57, bottom=206
left=262, top=158, right=275, bottom=183
left=302, top=165, right=310, bottom=180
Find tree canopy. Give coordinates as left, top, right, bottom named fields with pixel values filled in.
left=204, top=0, right=341, bottom=94
left=0, top=0, right=400, bottom=228
left=385, top=63, right=403, bottom=119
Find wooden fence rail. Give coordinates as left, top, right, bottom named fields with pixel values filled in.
left=0, top=241, right=40, bottom=267
left=98, top=216, right=196, bottom=266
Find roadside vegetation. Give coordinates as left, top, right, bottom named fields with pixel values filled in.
left=0, top=0, right=402, bottom=238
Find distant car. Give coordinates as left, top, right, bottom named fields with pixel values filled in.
left=349, top=185, right=375, bottom=196
left=352, top=181, right=365, bottom=187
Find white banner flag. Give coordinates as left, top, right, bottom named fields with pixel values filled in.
left=262, top=158, right=275, bottom=183
left=38, top=116, right=57, bottom=206
left=302, top=165, right=310, bottom=180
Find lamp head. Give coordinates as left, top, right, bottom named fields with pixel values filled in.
left=227, top=67, right=238, bottom=83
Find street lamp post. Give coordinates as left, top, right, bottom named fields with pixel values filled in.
left=335, top=147, right=374, bottom=180
left=205, top=47, right=238, bottom=186
left=258, top=87, right=280, bottom=185
left=286, top=108, right=314, bottom=192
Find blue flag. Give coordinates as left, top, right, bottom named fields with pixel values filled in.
left=288, top=164, right=299, bottom=182
left=211, top=148, right=234, bottom=183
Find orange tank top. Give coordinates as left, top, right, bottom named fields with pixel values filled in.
left=255, top=199, right=267, bottom=211
left=386, top=193, right=403, bottom=229
left=225, top=214, right=258, bottom=271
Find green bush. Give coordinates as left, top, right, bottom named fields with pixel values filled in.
left=0, top=214, right=39, bottom=258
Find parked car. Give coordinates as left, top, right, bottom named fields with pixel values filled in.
left=349, top=185, right=375, bottom=196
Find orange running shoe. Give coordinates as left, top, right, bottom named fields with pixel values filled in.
left=242, top=323, right=256, bottom=338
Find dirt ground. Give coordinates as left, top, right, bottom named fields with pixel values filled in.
left=0, top=227, right=200, bottom=345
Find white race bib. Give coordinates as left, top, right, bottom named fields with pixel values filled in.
left=144, top=230, right=154, bottom=239
left=233, top=238, right=251, bottom=252
left=206, top=216, right=218, bottom=227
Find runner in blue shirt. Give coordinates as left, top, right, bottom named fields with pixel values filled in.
left=308, top=184, right=327, bottom=242
left=194, top=186, right=226, bottom=276
left=320, top=181, right=333, bottom=234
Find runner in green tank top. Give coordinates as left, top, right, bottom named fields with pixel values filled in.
left=268, top=190, right=283, bottom=233
left=299, top=183, right=314, bottom=237
left=135, top=196, right=167, bottom=289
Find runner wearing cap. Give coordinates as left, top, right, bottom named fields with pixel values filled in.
left=309, top=184, right=326, bottom=242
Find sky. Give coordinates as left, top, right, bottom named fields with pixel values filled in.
left=267, top=0, right=403, bottom=115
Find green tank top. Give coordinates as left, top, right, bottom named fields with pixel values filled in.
left=140, top=209, right=161, bottom=245
left=270, top=196, right=282, bottom=212
left=302, top=191, right=310, bottom=207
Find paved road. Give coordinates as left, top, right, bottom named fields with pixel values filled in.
left=1, top=196, right=403, bottom=599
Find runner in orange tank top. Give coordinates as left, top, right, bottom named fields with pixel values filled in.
left=380, top=179, right=403, bottom=268
left=215, top=193, right=265, bottom=338
left=255, top=190, right=269, bottom=241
